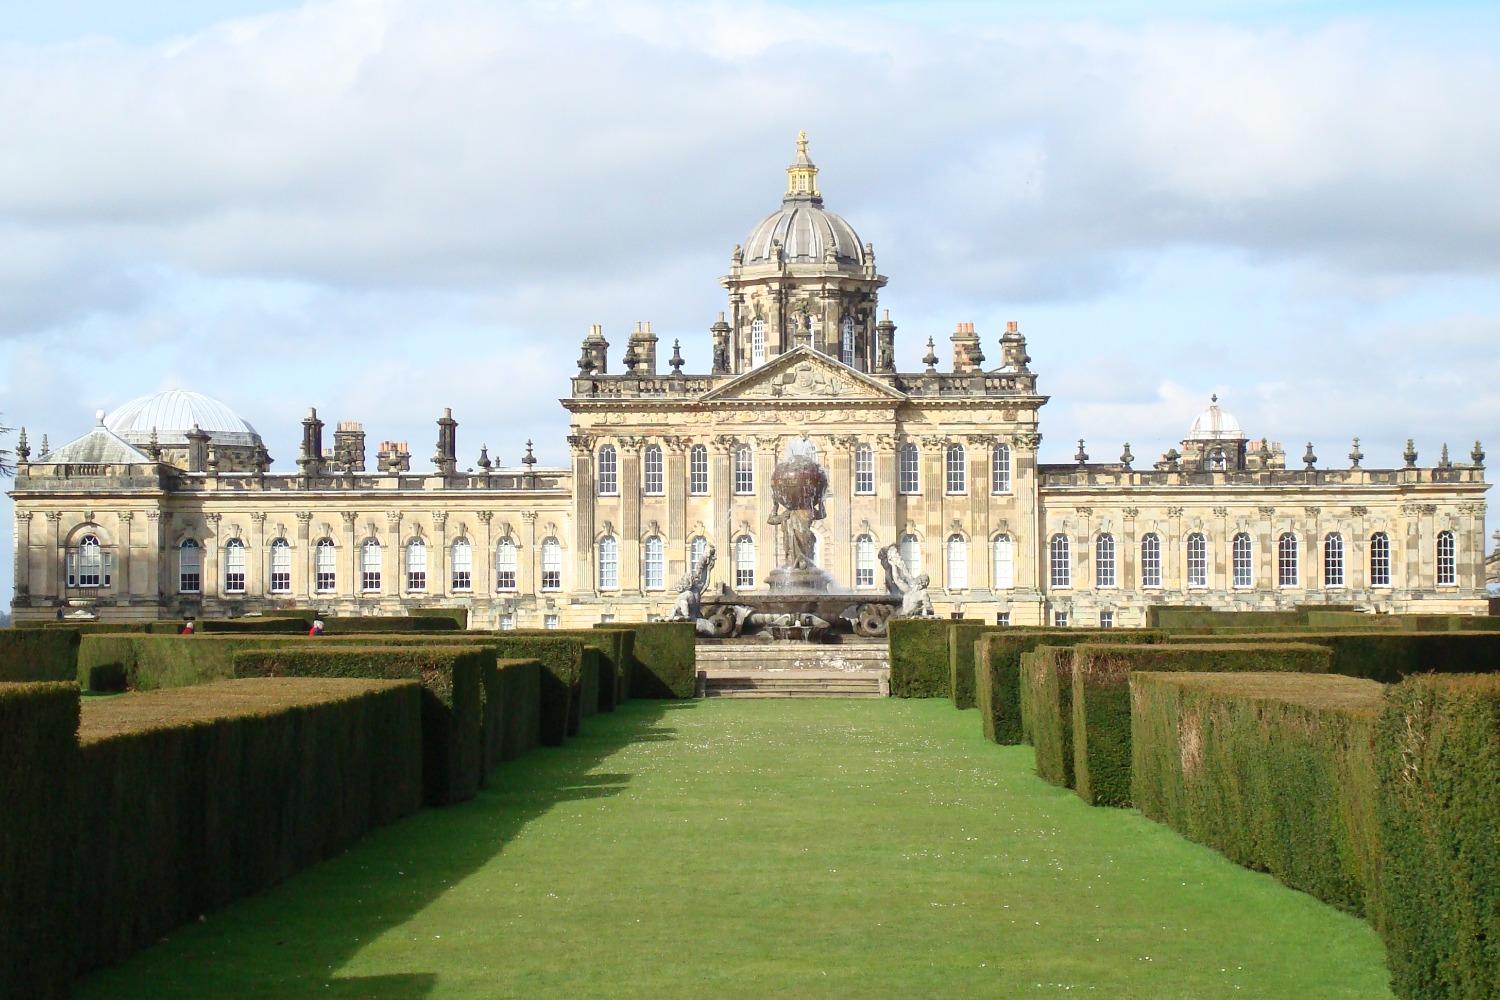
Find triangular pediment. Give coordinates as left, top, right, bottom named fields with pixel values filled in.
left=701, top=347, right=907, bottom=403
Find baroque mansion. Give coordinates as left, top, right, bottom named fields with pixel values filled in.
left=8, top=135, right=1491, bottom=627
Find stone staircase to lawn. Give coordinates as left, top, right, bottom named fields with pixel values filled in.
left=695, top=640, right=890, bottom=698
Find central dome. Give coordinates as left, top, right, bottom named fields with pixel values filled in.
left=105, top=389, right=260, bottom=447
left=1186, top=395, right=1244, bottom=441
left=742, top=131, right=866, bottom=266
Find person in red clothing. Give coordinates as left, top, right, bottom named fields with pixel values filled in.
left=309, top=618, right=325, bottom=636
left=179, top=619, right=195, bottom=635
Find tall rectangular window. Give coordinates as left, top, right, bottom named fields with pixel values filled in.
left=992, top=535, right=1014, bottom=589
left=1186, top=533, right=1207, bottom=588
left=495, top=539, right=517, bottom=591
left=1099, top=611, right=1114, bottom=629
left=689, top=444, right=709, bottom=495
left=451, top=539, right=473, bottom=592
left=734, top=445, right=754, bottom=494
left=1232, top=533, right=1253, bottom=588
left=1436, top=531, right=1456, bottom=585
left=946, top=535, right=968, bottom=590
left=270, top=539, right=291, bottom=593
left=854, top=444, right=874, bottom=495
left=1323, top=533, right=1344, bottom=588
left=1140, top=534, right=1162, bottom=588
left=900, top=533, right=920, bottom=577
left=1095, top=534, right=1116, bottom=588
left=315, top=539, right=336, bottom=593
left=597, top=535, right=619, bottom=590
left=1049, top=533, right=1071, bottom=588
left=541, top=538, right=562, bottom=591
left=899, top=443, right=919, bottom=495
left=855, top=535, right=875, bottom=588
left=361, top=540, right=382, bottom=592
left=597, top=445, right=618, bottom=496
left=179, top=539, right=201, bottom=594
left=643, top=445, right=664, bottom=496
left=1278, top=533, right=1299, bottom=588
left=945, top=445, right=966, bottom=494
left=223, top=539, right=246, bottom=594
left=644, top=536, right=664, bottom=590
left=406, top=540, right=427, bottom=592
left=735, top=536, right=755, bottom=589
left=991, top=443, right=1012, bottom=494
left=750, top=318, right=766, bottom=366
left=1369, top=532, right=1391, bottom=587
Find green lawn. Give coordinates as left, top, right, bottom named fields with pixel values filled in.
left=75, top=699, right=1393, bottom=999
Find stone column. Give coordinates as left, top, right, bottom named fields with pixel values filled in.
left=755, top=435, right=777, bottom=586
left=478, top=511, right=494, bottom=597
left=971, top=436, right=993, bottom=589
left=116, top=511, right=134, bottom=599
left=712, top=435, right=735, bottom=586
left=384, top=512, right=402, bottom=598
left=42, top=511, right=62, bottom=601
left=1256, top=507, right=1275, bottom=591
left=250, top=512, right=267, bottom=597
left=568, top=434, right=596, bottom=600
left=1166, top=507, right=1184, bottom=593
left=293, top=512, right=312, bottom=598
left=875, top=433, right=897, bottom=548
left=1074, top=508, right=1093, bottom=590
left=826, top=435, right=854, bottom=585
left=432, top=511, right=449, bottom=596
left=341, top=512, right=358, bottom=598
left=664, top=438, right=688, bottom=584
left=521, top=511, right=538, bottom=596
left=1121, top=509, right=1138, bottom=595
left=203, top=514, right=221, bottom=601
left=1211, top=507, right=1228, bottom=592
left=13, top=511, right=31, bottom=600
left=618, top=439, right=643, bottom=594
left=1015, top=433, right=1041, bottom=599
left=921, top=436, right=945, bottom=588
left=146, top=511, right=163, bottom=602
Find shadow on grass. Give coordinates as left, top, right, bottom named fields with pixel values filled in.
left=73, top=699, right=694, bottom=999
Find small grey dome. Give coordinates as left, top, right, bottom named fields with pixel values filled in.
left=106, top=389, right=260, bottom=447
left=1187, top=395, right=1244, bottom=441
left=742, top=131, right=866, bottom=266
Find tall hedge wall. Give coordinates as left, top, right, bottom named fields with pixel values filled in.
left=0, top=682, right=80, bottom=999
left=1165, top=631, right=1500, bottom=684
left=78, top=633, right=305, bottom=691
left=233, top=646, right=483, bottom=806
left=1147, top=607, right=1304, bottom=630
left=1071, top=642, right=1333, bottom=807
left=194, top=617, right=311, bottom=634
left=609, top=621, right=696, bottom=699
left=947, top=623, right=989, bottom=709
left=478, top=658, right=542, bottom=785
left=1374, top=673, right=1499, bottom=1000
left=508, top=629, right=618, bottom=713
left=321, top=615, right=459, bottom=634
left=0, top=628, right=80, bottom=682
left=890, top=618, right=978, bottom=698
left=976, top=630, right=1161, bottom=745
left=73, top=678, right=423, bottom=974
left=1130, top=671, right=1385, bottom=915
left=1019, top=646, right=1077, bottom=788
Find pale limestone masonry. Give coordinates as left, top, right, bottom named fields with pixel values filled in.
left=8, top=136, right=1490, bottom=627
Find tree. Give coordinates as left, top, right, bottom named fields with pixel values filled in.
left=0, top=414, right=12, bottom=478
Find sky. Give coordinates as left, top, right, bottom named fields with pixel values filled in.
left=2, top=0, right=1498, bottom=605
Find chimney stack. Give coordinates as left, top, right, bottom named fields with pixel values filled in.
left=434, top=408, right=458, bottom=476
left=950, top=322, right=984, bottom=373
left=298, top=407, right=325, bottom=476
left=334, top=420, right=366, bottom=473
left=627, top=320, right=658, bottom=375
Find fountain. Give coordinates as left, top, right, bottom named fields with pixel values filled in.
left=675, top=438, right=929, bottom=641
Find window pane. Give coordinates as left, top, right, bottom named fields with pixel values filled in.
left=1278, top=533, right=1299, bottom=588
left=1050, top=534, right=1071, bottom=588
left=991, top=443, right=1011, bottom=494
left=1141, top=534, right=1161, bottom=588
left=1187, top=533, right=1207, bottom=588
left=224, top=539, right=246, bottom=593
left=734, top=445, right=754, bottom=494
left=945, top=445, right=966, bottom=494
left=451, top=539, right=472, bottom=592
left=597, top=445, right=618, bottom=496
left=1233, top=533, right=1254, bottom=588
left=1323, top=533, right=1344, bottom=588
left=270, top=539, right=291, bottom=593
left=946, top=535, right=968, bottom=590
left=644, top=445, right=664, bottom=496
left=179, top=539, right=201, bottom=594
left=597, top=535, right=618, bottom=590
left=541, top=538, right=562, bottom=591
left=406, top=540, right=426, bottom=592
left=495, top=539, right=518, bottom=591
left=1096, top=533, right=1116, bottom=588
left=900, top=533, right=920, bottom=577
left=855, top=535, right=875, bottom=587
left=362, top=540, right=382, bottom=592
left=750, top=318, right=766, bottom=366
left=854, top=445, right=874, bottom=495
left=315, top=539, right=336, bottom=593
left=1369, top=532, right=1391, bottom=587
left=735, top=536, right=755, bottom=589
left=689, top=445, right=709, bottom=495
left=899, top=443, right=920, bottom=495
left=840, top=316, right=855, bottom=365
left=1437, top=531, right=1456, bottom=585
left=644, top=536, right=664, bottom=590
left=992, top=535, right=1013, bottom=589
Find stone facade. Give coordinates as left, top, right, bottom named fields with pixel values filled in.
left=8, top=136, right=1491, bottom=627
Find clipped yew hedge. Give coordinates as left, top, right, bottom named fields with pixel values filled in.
left=78, top=633, right=304, bottom=691
left=611, top=620, right=696, bottom=699
left=234, top=646, right=483, bottom=805
left=1019, top=646, right=1078, bottom=788
left=1071, top=642, right=1333, bottom=807
left=0, top=681, right=80, bottom=999
left=0, top=627, right=80, bottom=682
left=976, top=629, right=1161, bottom=745
left=1147, top=607, right=1304, bottom=630
left=1374, top=673, right=1499, bottom=1000
left=1166, top=630, right=1500, bottom=684
left=1130, top=671, right=1385, bottom=915
left=890, top=618, right=977, bottom=698
left=498, top=657, right=542, bottom=762
left=507, top=629, right=618, bottom=713
left=194, top=617, right=311, bottom=634
left=321, top=615, right=459, bottom=634
left=73, top=678, right=423, bottom=975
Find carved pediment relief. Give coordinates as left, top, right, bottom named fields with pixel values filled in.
left=702, top=347, right=907, bottom=404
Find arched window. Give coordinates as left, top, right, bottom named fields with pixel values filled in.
left=899, top=443, right=920, bottom=495
left=69, top=534, right=109, bottom=589
left=853, top=443, right=874, bottom=495
left=946, top=534, right=968, bottom=590
left=361, top=539, right=382, bottom=592
left=992, top=443, right=1012, bottom=495
left=750, top=318, right=766, bottom=366
left=1436, top=530, right=1456, bottom=585
left=689, top=444, right=709, bottom=495
left=315, top=538, right=336, bottom=593
left=992, top=534, right=1014, bottom=589
left=735, top=535, right=755, bottom=589
left=945, top=444, right=966, bottom=494
left=688, top=535, right=709, bottom=571
left=224, top=538, right=247, bottom=594
left=840, top=316, right=855, bottom=365
left=405, top=539, right=427, bottom=592
left=1049, top=533, right=1071, bottom=589
left=1278, top=533, right=1299, bottom=588
left=1369, top=532, right=1391, bottom=587
left=597, top=535, right=619, bottom=590
left=899, top=532, right=921, bottom=576
left=1323, top=533, right=1345, bottom=589
left=451, top=538, right=473, bottom=592
left=734, top=444, right=754, bottom=494
left=1096, top=533, right=1116, bottom=588
left=855, top=534, right=876, bottom=588
left=643, top=536, right=664, bottom=590
left=1140, top=533, right=1162, bottom=588
left=1186, top=533, right=1208, bottom=588
left=597, top=445, right=618, bottom=496
left=540, top=537, right=562, bottom=591
left=1232, top=533, right=1253, bottom=588
left=643, top=445, right=664, bottom=496
left=179, top=539, right=202, bottom=594
left=270, top=538, right=291, bottom=594
left=495, top=538, right=518, bottom=591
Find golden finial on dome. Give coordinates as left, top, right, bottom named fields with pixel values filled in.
left=786, top=129, right=820, bottom=200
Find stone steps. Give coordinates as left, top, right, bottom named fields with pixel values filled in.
left=701, top=672, right=887, bottom=699
left=695, top=640, right=891, bottom=698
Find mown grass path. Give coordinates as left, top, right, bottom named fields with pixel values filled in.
left=76, top=699, right=1393, bottom=999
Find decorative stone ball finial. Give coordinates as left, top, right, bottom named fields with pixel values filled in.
left=1471, top=440, right=1485, bottom=469
left=1303, top=442, right=1318, bottom=470
left=522, top=440, right=537, bottom=468
left=1120, top=442, right=1133, bottom=471
left=1439, top=443, right=1452, bottom=469
left=477, top=445, right=492, bottom=471
left=15, top=427, right=29, bottom=462
left=922, top=337, right=938, bottom=372
left=670, top=339, right=685, bottom=375
left=1348, top=437, right=1363, bottom=469
left=1403, top=438, right=1418, bottom=468
left=1075, top=439, right=1089, bottom=465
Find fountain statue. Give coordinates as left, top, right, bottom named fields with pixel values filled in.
left=669, top=543, right=716, bottom=624
left=766, top=438, right=832, bottom=593
left=879, top=544, right=933, bottom=618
